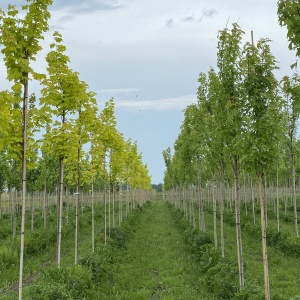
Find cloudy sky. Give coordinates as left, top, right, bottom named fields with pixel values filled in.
left=0, top=0, right=297, bottom=184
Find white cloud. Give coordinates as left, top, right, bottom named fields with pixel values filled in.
left=98, top=88, right=139, bottom=94
left=115, top=94, right=197, bottom=112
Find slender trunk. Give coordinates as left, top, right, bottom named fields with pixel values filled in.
left=119, top=182, right=122, bottom=225
left=75, top=146, right=80, bottom=265
left=197, top=158, right=205, bottom=231
left=13, top=187, right=17, bottom=239
left=220, top=159, right=225, bottom=258
left=212, top=173, right=217, bottom=250
left=57, top=156, right=64, bottom=268
left=276, top=164, right=280, bottom=232
left=250, top=176, right=256, bottom=224
left=43, top=177, right=47, bottom=228
left=264, top=176, right=268, bottom=229
left=112, top=183, right=115, bottom=228
left=31, top=191, right=34, bottom=232
left=234, top=158, right=244, bottom=290
left=19, top=77, right=28, bottom=300
left=126, top=183, right=129, bottom=218
left=259, top=171, right=270, bottom=300
left=291, top=150, right=298, bottom=237
left=91, top=179, right=95, bottom=253
left=108, top=182, right=111, bottom=237
left=103, top=154, right=107, bottom=245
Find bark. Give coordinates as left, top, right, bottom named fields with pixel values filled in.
left=291, top=150, right=298, bottom=237
left=103, top=155, right=107, bottom=245
left=91, top=179, right=95, bottom=253
left=57, top=156, right=64, bottom=268
left=259, top=171, right=270, bottom=300
left=276, top=164, right=280, bottom=232
left=19, top=77, right=28, bottom=300
left=43, top=177, right=47, bottom=228
left=112, top=183, right=115, bottom=228
left=118, top=182, right=122, bottom=225
left=31, top=191, right=34, bottom=232
left=220, top=160, right=225, bottom=258
left=212, top=174, right=218, bottom=250
left=250, top=176, right=256, bottom=224
left=233, top=158, right=244, bottom=290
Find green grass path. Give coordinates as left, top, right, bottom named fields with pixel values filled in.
left=104, top=201, right=208, bottom=300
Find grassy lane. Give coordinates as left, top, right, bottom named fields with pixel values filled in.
left=100, top=201, right=208, bottom=300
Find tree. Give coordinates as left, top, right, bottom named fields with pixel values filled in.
left=278, top=0, right=300, bottom=59
left=242, top=37, right=283, bottom=300
left=217, top=23, right=246, bottom=290
left=40, top=31, right=83, bottom=268
left=281, top=75, right=300, bottom=237
left=0, top=1, right=52, bottom=298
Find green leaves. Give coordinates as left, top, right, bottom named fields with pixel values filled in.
left=278, top=0, right=300, bottom=58
left=0, top=0, right=52, bottom=85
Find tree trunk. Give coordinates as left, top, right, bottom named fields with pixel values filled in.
left=197, top=158, right=205, bottom=231
left=291, top=150, right=298, bottom=237
left=57, top=156, right=64, bottom=268
left=112, top=183, right=115, bottom=228
left=103, top=154, right=107, bottom=245
left=212, top=173, right=218, bottom=250
left=276, top=164, right=280, bottom=232
left=119, top=182, right=122, bottom=225
left=250, top=176, right=256, bottom=224
left=43, top=177, right=47, bottom=228
left=19, top=77, right=28, bottom=300
left=91, top=179, right=95, bottom=253
left=220, top=159, right=225, bottom=258
left=259, top=171, right=270, bottom=300
left=31, top=191, right=34, bottom=232
left=75, top=146, right=81, bottom=265
left=233, top=157, right=244, bottom=290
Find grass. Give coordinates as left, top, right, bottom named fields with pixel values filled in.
left=99, top=200, right=209, bottom=300
left=3, top=193, right=300, bottom=299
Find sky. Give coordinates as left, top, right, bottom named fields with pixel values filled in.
left=0, top=0, right=297, bottom=184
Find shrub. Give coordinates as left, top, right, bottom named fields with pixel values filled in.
left=205, top=257, right=239, bottom=300
left=29, top=265, right=93, bottom=299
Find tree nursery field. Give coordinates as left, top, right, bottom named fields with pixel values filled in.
left=2, top=1, right=300, bottom=300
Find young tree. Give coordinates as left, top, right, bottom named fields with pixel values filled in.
left=281, top=75, right=300, bottom=237
left=0, top=2, right=52, bottom=298
left=40, top=31, right=83, bottom=268
left=242, top=37, right=283, bottom=300
left=217, top=23, right=246, bottom=290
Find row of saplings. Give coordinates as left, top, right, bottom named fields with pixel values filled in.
left=27, top=203, right=147, bottom=299
left=170, top=201, right=300, bottom=300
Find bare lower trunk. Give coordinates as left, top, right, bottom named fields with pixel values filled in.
left=234, top=158, right=244, bottom=290
left=57, top=156, right=64, bottom=268
left=220, top=160, right=225, bottom=258
left=197, top=158, right=205, bottom=231
left=103, top=156, right=107, bottom=245
left=31, top=192, right=34, bottom=232
left=259, top=171, right=270, bottom=300
left=212, top=173, right=217, bottom=249
left=91, top=179, right=95, bottom=253
left=43, top=178, right=47, bottom=228
left=19, top=77, right=28, bottom=300
left=276, top=164, right=280, bottom=232
left=75, top=146, right=80, bottom=265
left=291, top=152, right=298, bottom=237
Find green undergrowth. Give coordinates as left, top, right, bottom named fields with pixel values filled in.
left=200, top=202, right=300, bottom=299
left=23, top=202, right=149, bottom=299
left=24, top=200, right=215, bottom=299
left=168, top=203, right=258, bottom=300
left=0, top=200, right=124, bottom=298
